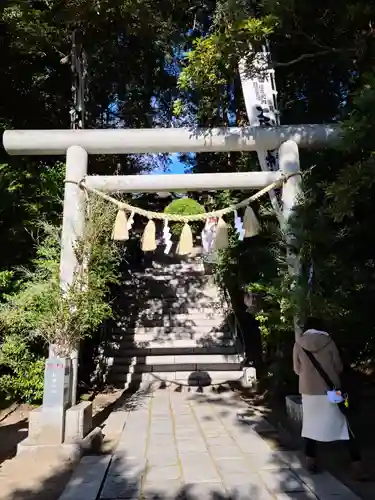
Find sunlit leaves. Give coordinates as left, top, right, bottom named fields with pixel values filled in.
left=177, top=15, right=277, bottom=92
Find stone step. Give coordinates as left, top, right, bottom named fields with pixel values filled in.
left=132, top=270, right=207, bottom=280
left=122, top=286, right=216, bottom=296
left=115, top=312, right=227, bottom=326
left=105, top=255, right=240, bottom=390
left=132, top=270, right=212, bottom=279
left=116, top=301, right=224, bottom=312
left=108, top=333, right=234, bottom=346
left=129, top=291, right=219, bottom=301
left=133, top=308, right=225, bottom=319
left=108, top=357, right=242, bottom=374
left=117, top=306, right=226, bottom=320
left=174, top=370, right=243, bottom=384
left=128, top=308, right=225, bottom=320
left=115, top=305, right=224, bottom=317
left=121, top=280, right=216, bottom=291
left=155, top=312, right=224, bottom=320
left=110, top=325, right=230, bottom=336
left=116, top=314, right=226, bottom=324
left=108, top=370, right=244, bottom=388
left=109, top=364, right=242, bottom=374
left=147, top=260, right=204, bottom=272
left=128, top=272, right=207, bottom=283
left=109, top=353, right=241, bottom=366
left=125, top=287, right=219, bottom=300
left=130, top=316, right=226, bottom=328
left=105, top=344, right=238, bottom=357
left=131, top=272, right=206, bottom=282
left=105, top=338, right=237, bottom=355
left=117, top=296, right=222, bottom=306
left=115, top=304, right=224, bottom=313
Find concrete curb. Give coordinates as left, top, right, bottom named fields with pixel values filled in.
left=58, top=455, right=112, bottom=500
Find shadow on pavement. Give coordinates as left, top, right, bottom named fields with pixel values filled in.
left=5, top=387, right=367, bottom=500
left=0, top=418, right=28, bottom=466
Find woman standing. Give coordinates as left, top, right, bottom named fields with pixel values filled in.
left=293, top=317, right=366, bottom=479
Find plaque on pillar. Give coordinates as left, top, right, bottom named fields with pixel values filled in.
left=37, top=357, right=72, bottom=444
left=43, top=357, right=72, bottom=409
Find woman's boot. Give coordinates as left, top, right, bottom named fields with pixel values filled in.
left=350, top=461, right=369, bottom=481
left=305, top=457, right=318, bottom=474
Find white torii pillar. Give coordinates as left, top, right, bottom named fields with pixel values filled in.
left=279, top=140, right=303, bottom=339
left=60, top=145, right=88, bottom=406
left=47, top=146, right=88, bottom=406
left=238, top=51, right=305, bottom=340
left=40, top=146, right=88, bottom=446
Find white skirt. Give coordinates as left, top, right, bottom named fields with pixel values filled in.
left=302, top=394, right=349, bottom=442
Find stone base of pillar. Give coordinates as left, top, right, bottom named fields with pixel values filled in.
left=64, top=401, right=93, bottom=444
left=17, top=439, right=82, bottom=461
left=17, top=425, right=102, bottom=460
left=17, top=401, right=95, bottom=459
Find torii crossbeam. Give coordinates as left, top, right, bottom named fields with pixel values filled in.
left=3, top=124, right=339, bottom=156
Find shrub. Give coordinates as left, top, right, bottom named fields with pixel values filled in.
left=0, top=196, right=120, bottom=357
left=164, top=197, right=205, bottom=237
left=0, top=195, right=121, bottom=402
left=0, top=335, right=44, bottom=403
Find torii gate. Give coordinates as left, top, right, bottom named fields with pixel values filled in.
left=1, top=49, right=340, bottom=449
left=3, top=124, right=339, bottom=302
left=2, top=124, right=339, bottom=450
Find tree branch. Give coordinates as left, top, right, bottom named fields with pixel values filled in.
left=274, top=48, right=355, bottom=68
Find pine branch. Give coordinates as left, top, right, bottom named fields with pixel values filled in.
left=274, top=48, right=355, bottom=68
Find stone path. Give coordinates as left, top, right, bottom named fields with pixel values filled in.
left=87, top=386, right=359, bottom=500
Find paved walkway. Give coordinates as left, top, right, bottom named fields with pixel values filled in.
left=96, top=387, right=360, bottom=500
left=61, top=386, right=361, bottom=500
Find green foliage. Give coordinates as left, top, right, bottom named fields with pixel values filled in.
left=291, top=76, right=375, bottom=365
left=214, top=205, right=295, bottom=345
left=0, top=196, right=120, bottom=357
left=0, top=0, right=192, bottom=132
left=172, top=98, right=184, bottom=118
left=164, top=197, right=205, bottom=237
left=177, top=0, right=278, bottom=95
left=178, top=15, right=277, bottom=92
left=0, top=271, right=14, bottom=293
left=0, top=335, right=44, bottom=403
left=324, top=76, right=375, bottom=221
left=0, top=161, right=65, bottom=272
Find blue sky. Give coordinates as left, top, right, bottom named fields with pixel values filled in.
left=167, top=154, right=186, bottom=174
left=149, top=153, right=188, bottom=175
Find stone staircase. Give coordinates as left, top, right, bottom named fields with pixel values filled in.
left=105, top=249, right=244, bottom=388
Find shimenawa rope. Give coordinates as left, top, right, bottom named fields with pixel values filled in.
left=66, top=171, right=300, bottom=222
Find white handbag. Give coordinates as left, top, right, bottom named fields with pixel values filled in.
left=327, top=389, right=345, bottom=404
